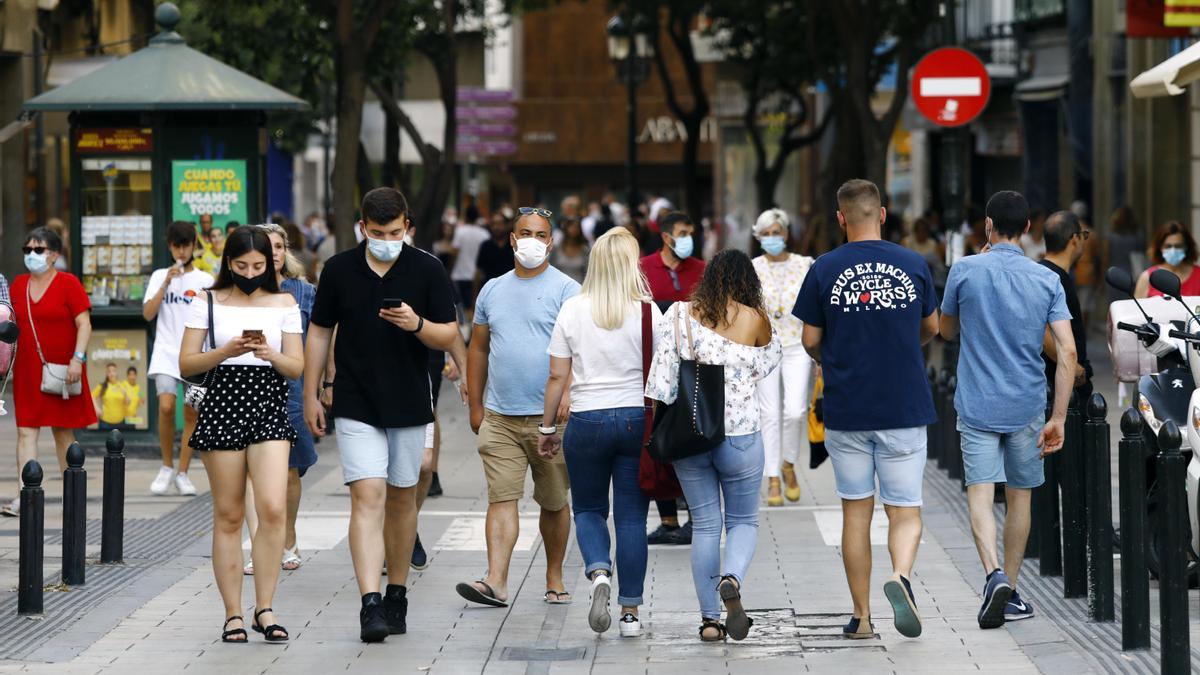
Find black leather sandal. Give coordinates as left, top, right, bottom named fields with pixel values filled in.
left=252, top=607, right=289, bottom=643
left=718, top=575, right=754, bottom=641
left=699, top=618, right=727, bottom=642
left=221, top=615, right=247, bottom=643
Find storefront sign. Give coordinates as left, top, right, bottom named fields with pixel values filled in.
left=1165, top=0, right=1200, bottom=27
left=75, top=128, right=153, bottom=154
left=86, top=329, right=149, bottom=431
left=171, top=159, right=248, bottom=225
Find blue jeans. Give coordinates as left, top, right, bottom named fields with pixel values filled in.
left=562, top=407, right=649, bottom=606
left=672, top=432, right=765, bottom=619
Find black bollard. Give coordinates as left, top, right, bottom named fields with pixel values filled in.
left=101, top=430, right=126, bottom=564
left=1038, top=450, right=1063, bottom=575
left=1028, top=399, right=1052, bottom=561
left=1060, top=391, right=1087, bottom=598
left=62, top=443, right=86, bottom=586
left=1118, top=409, right=1150, bottom=651
left=1085, top=394, right=1113, bottom=622
left=1155, top=421, right=1189, bottom=672
left=17, top=460, right=44, bottom=615
left=934, top=369, right=949, bottom=469
left=944, top=376, right=962, bottom=481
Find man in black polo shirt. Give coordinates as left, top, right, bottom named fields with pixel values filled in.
left=304, top=188, right=458, bottom=643
left=1040, top=210, right=1092, bottom=401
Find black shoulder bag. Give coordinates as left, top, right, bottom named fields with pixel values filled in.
left=647, top=302, right=725, bottom=462
left=182, top=290, right=217, bottom=409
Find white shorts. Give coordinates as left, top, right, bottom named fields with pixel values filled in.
left=335, top=418, right=425, bottom=488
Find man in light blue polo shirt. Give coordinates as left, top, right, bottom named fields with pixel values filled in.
left=940, top=190, right=1077, bottom=630
left=459, top=207, right=580, bottom=609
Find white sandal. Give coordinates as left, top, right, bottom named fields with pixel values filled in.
left=281, top=547, right=301, bottom=571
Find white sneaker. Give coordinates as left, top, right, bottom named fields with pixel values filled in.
left=619, top=612, right=643, bottom=637
left=0, top=498, right=19, bottom=517
left=588, top=573, right=612, bottom=633
left=173, top=472, right=197, bottom=496
left=150, top=466, right=175, bottom=495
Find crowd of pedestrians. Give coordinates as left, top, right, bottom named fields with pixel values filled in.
left=0, top=177, right=1138, bottom=648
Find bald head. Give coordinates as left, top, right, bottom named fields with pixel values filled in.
left=1044, top=210, right=1081, bottom=254
left=836, top=179, right=883, bottom=228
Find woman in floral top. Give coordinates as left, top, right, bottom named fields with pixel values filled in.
left=645, top=250, right=781, bottom=643
left=750, top=208, right=815, bottom=507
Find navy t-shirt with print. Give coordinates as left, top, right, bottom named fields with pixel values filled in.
left=792, top=240, right=938, bottom=431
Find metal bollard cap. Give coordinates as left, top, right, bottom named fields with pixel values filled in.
left=21, top=459, right=43, bottom=487
left=1158, top=420, right=1183, bottom=454
left=1120, top=408, right=1142, bottom=436
left=66, top=442, right=84, bottom=469
left=105, top=430, right=125, bottom=456
left=1088, top=393, right=1108, bottom=420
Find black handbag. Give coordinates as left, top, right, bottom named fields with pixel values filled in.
left=181, top=290, right=217, bottom=407
left=648, top=302, right=725, bottom=462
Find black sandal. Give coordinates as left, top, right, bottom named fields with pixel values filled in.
left=221, top=616, right=247, bottom=643
left=718, top=575, right=753, bottom=641
left=699, top=618, right=727, bottom=642
left=251, top=607, right=289, bottom=643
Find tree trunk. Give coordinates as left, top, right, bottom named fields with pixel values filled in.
left=410, top=0, right=458, bottom=251
left=331, top=1, right=369, bottom=248
left=356, top=140, right=374, bottom=200
left=382, top=89, right=401, bottom=189
left=681, top=119, right=703, bottom=218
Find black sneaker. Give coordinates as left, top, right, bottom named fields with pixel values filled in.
left=647, top=523, right=680, bottom=545
left=360, top=593, right=389, bottom=643
left=411, top=534, right=429, bottom=571
left=427, top=472, right=443, bottom=497
left=668, top=521, right=693, bottom=545
left=383, top=585, right=408, bottom=635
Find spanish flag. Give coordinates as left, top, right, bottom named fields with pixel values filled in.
left=1166, top=0, right=1200, bottom=27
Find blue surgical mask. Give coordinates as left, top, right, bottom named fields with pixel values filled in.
left=24, top=251, right=49, bottom=274
left=366, top=236, right=404, bottom=262
left=671, top=234, right=694, bottom=259
left=1164, top=247, right=1187, bottom=267
left=760, top=236, right=787, bottom=256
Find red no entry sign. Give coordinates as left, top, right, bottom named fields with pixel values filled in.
left=911, top=47, right=991, bottom=127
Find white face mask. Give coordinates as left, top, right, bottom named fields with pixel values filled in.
left=366, top=236, right=404, bottom=262
left=514, top=238, right=549, bottom=269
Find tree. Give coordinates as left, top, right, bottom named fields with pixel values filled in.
left=708, top=0, right=834, bottom=214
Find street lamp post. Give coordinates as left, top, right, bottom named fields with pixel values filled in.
left=607, top=14, right=652, bottom=212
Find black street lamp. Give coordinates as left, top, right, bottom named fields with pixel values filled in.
left=606, top=13, right=653, bottom=212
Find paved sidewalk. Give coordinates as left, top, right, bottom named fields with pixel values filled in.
left=0, top=387, right=1076, bottom=675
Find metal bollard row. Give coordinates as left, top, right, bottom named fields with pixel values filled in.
left=1060, top=392, right=1087, bottom=599
left=101, top=430, right=126, bottom=564
left=1118, top=409, right=1151, bottom=651
left=1084, top=394, right=1113, bottom=622
left=1155, top=421, right=1190, bottom=672
left=17, top=460, right=44, bottom=615
left=62, top=443, right=86, bottom=586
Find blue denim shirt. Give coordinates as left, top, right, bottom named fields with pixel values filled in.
left=281, top=277, right=315, bottom=399
left=941, top=243, right=1071, bottom=432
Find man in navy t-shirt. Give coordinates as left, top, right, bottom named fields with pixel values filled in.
left=793, top=179, right=939, bottom=641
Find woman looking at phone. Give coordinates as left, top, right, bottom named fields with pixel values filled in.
left=179, top=227, right=304, bottom=644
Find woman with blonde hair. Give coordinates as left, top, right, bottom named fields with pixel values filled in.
left=539, top=227, right=661, bottom=638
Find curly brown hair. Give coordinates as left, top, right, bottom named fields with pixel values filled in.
left=689, top=249, right=767, bottom=329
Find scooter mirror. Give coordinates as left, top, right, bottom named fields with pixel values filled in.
left=1150, top=267, right=1184, bottom=301
left=1106, top=266, right=1134, bottom=295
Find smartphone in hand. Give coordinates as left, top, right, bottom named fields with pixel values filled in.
left=241, top=329, right=265, bottom=344
left=381, top=298, right=407, bottom=309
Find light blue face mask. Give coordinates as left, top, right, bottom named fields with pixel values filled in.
left=1164, top=246, right=1187, bottom=267
left=671, top=234, right=694, bottom=259
left=760, top=236, right=787, bottom=256
left=367, top=236, right=404, bottom=262
left=24, top=251, right=49, bottom=274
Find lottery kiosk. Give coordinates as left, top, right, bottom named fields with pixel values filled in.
left=22, top=3, right=308, bottom=448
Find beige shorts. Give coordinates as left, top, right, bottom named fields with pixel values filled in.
left=478, top=410, right=569, bottom=510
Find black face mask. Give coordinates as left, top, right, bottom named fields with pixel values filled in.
left=232, top=268, right=271, bottom=295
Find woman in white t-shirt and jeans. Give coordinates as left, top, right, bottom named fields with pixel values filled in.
left=179, top=227, right=304, bottom=644
left=540, top=228, right=661, bottom=639
left=143, top=221, right=214, bottom=497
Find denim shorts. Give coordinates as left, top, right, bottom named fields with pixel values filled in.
left=824, top=427, right=927, bottom=507
left=957, top=417, right=1045, bottom=489
left=335, top=418, right=425, bottom=488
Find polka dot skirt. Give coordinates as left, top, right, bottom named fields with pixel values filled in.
left=189, top=365, right=297, bottom=452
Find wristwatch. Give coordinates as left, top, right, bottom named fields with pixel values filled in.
left=537, top=425, right=557, bottom=436
left=412, top=316, right=425, bottom=334
left=72, top=351, right=87, bottom=363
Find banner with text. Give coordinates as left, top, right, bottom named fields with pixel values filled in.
left=171, top=159, right=248, bottom=228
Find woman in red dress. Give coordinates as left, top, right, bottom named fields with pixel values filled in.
left=1134, top=220, right=1200, bottom=298
left=4, top=226, right=95, bottom=517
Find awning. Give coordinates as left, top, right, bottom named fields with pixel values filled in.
left=1130, top=40, right=1200, bottom=98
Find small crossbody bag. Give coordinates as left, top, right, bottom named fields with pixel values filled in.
left=26, top=283, right=82, bottom=399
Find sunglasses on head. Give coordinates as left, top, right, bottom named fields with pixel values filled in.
left=518, top=207, right=553, bottom=219
left=21, top=246, right=50, bottom=255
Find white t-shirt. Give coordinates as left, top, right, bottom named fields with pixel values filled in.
left=547, top=296, right=663, bottom=412
left=184, top=299, right=302, bottom=368
left=144, top=267, right=214, bottom=379
left=451, top=224, right=490, bottom=281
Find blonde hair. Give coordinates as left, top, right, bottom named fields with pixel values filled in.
left=255, top=222, right=305, bottom=279
left=582, top=228, right=651, bottom=330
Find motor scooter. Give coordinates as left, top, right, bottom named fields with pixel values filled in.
left=1107, top=267, right=1200, bottom=582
